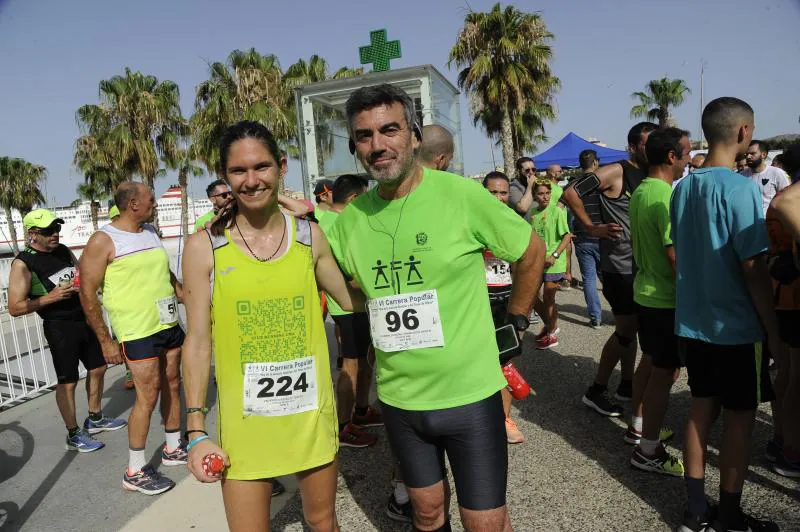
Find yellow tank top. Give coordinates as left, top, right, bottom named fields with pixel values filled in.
left=210, top=215, right=337, bottom=480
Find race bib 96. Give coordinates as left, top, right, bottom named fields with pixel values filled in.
left=367, top=289, right=445, bottom=352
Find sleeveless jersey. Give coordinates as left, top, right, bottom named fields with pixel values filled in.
left=15, top=244, right=83, bottom=321
left=209, top=215, right=337, bottom=480
left=99, top=224, right=177, bottom=342
left=599, top=160, right=646, bottom=274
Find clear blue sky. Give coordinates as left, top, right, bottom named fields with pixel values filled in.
left=1, top=0, right=798, bottom=204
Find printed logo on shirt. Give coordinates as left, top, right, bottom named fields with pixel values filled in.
left=762, top=178, right=769, bottom=186
left=372, top=256, right=424, bottom=290
left=416, top=232, right=428, bottom=246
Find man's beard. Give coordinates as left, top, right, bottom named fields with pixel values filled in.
left=368, top=151, right=415, bottom=187
left=747, top=157, right=763, bottom=170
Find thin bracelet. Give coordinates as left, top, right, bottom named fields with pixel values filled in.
left=185, top=429, right=208, bottom=441
left=187, top=435, right=209, bottom=452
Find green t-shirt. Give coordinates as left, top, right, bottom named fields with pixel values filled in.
left=317, top=209, right=349, bottom=317
left=531, top=205, right=569, bottom=274
left=329, top=168, right=532, bottom=410
left=630, top=177, right=675, bottom=308
left=193, top=210, right=215, bottom=233
left=550, top=183, right=564, bottom=206
left=315, top=209, right=334, bottom=227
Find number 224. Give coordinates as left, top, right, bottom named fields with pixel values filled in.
left=257, top=372, right=309, bottom=398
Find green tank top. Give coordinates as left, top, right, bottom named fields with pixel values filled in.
left=209, top=215, right=337, bottom=479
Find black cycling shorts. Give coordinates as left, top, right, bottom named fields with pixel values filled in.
left=680, top=337, right=775, bottom=410
left=331, top=312, right=371, bottom=359
left=636, top=305, right=681, bottom=369
left=121, top=325, right=185, bottom=362
left=601, top=271, right=636, bottom=315
left=380, top=391, right=507, bottom=511
left=777, top=310, right=800, bottom=348
left=43, top=319, right=106, bottom=384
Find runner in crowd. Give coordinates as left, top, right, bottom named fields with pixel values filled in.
left=530, top=180, right=570, bottom=350
left=627, top=127, right=690, bottom=476
left=545, top=164, right=573, bottom=291
left=563, top=122, right=657, bottom=417
left=181, top=121, right=363, bottom=531
left=509, top=156, right=537, bottom=222
left=483, top=170, right=526, bottom=444
left=313, top=178, right=335, bottom=223
left=771, top=153, right=786, bottom=172
left=419, top=124, right=455, bottom=171
left=80, top=182, right=186, bottom=495
left=7, top=209, right=126, bottom=453
left=105, top=204, right=135, bottom=391
left=317, top=173, right=382, bottom=449
left=330, top=84, right=545, bottom=531
left=194, top=179, right=231, bottom=233
left=736, top=155, right=748, bottom=174
left=672, top=97, right=781, bottom=532
left=571, top=150, right=603, bottom=328
left=765, top=143, right=800, bottom=478
left=741, top=139, right=791, bottom=215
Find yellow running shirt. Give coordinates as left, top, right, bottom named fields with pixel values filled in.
left=209, top=214, right=337, bottom=479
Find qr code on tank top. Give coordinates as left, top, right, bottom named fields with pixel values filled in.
left=236, top=297, right=306, bottom=367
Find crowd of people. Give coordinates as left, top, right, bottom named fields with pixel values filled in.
left=7, top=82, right=800, bottom=532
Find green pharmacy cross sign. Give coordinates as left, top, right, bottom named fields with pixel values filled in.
left=359, top=29, right=401, bottom=72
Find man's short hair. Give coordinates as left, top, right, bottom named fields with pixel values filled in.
left=345, top=84, right=418, bottom=135
left=114, top=181, right=143, bottom=212
left=206, top=179, right=227, bottom=197
left=627, top=122, right=658, bottom=148
left=482, top=171, right=510, bottom=188
left=332, top=174, right=368, bottom=204
left=645, top=127, right=690, bottom=166
left=579, top=149, right=598, bottom=170
left=515, top=157, right=534, bottom=175
left=419, top=125, right=454, bottom=164
left=313, top=179, right=335, bottom=204
left=749, top=139, right=770, bottom=154
left=701, top=97, right=754, bottom=144
left=782, top=143, right=800, bottom=176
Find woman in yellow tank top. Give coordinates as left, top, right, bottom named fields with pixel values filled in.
left=181, top=121, right=363, bottom=532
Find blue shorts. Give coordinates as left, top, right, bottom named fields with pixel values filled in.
left=121, top=325, right=185, bottom=362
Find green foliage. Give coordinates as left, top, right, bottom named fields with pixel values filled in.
left=630, top=77, right=691, bottom=127
left=0, top=157, right=47, bottom=253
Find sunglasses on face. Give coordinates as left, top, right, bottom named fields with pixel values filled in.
left=35, top=224, right=61, bottom=236
left=523, top=168, right=537, bottom=174
left=211, top=191, right=232, bottom=200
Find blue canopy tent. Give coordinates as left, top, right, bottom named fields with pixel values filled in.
left=533, top=132, right=629, bottom=168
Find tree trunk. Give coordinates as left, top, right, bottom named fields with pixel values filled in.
left=5, top=206, right=19, bottom=255
left=500, top=106, right=516, bottom=179
left=178, top=168, right=189, bottom=238
left=90, top=201, right=98, bottom=231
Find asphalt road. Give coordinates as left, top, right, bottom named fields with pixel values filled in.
left=1, top=286, right=798, bottom=531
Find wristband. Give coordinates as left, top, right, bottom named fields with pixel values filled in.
left=184, top=429, right=208, bottom=441
left=186, top=407, right=209, bottom=416
left=187, top=435, right=209, bottom=451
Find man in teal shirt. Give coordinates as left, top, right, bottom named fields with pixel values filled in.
left=628, top=127, right=691, bottom=477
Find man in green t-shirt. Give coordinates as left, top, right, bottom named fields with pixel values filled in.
left=330, top=84, right=545, bottom=531
left=628, top=127, right=692, bottom=477
left=193, top=180, right=230, bottom=233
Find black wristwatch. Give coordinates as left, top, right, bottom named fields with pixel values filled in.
left=506, top=313, right=530, bottom=332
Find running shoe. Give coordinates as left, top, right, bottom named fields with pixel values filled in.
left=678, top=505, right=716, bottom=532
left=570, top=278, right=580, bottom=289
left=772, top=454, right=800, bottom=478
left=83, top=415, right=127, bottom=435
left=65, top=430, right=104, bottom=453
left=161, top=441, right=188, bottom=466
left=623, top=426, right=675, bottom=445
left=535, top=333, right=559, bottom=350
left=765, top=440, right=781, bottom=463
left=614, top=381, right=633, bottom=402
left=124, top=370, right=135, bottom=390
left=505, top=416, right=525, bottom=444
left=589, top=319, right=602, bottom=329
left=708, top=512, right=779, bottom=532
left=385, top=494, right=413, bottom=524
left=530, top=311, right=540, bottom=324
left=122, top=465, right=175, bottom=495
left=339, top=422, right=377, bottom=448
left=352, top=406, right=383, bottom=427
left=272, top=479, right=286, bottom=496
left=582, top=387, right=624, bottom=417
left=558, top=279, right=572, bottom=291
left=630, top=445, right=684, bottom=477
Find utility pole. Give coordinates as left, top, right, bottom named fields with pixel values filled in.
left=699, top=59, right=707, bottom=149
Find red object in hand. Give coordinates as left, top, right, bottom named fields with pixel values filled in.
left=502, top=362, right=531, bottom=400
left=72, top=269, right=81, bottom=289
left=202, top=453, right=226, bottom=476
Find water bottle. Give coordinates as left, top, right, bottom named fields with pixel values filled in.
left=72, top=268, right=81, bottom=289
left=502, top=361, right=531, bottom=400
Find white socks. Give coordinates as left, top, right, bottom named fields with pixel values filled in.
left=128, top=448, right=146, bottom=474
left=165, top=429, right=181, bottom=452
left=631, top=416, right=643, bottom=433
left=394, top=481, right=409, bottom=505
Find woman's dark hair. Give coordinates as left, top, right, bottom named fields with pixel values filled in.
left=210, top=120, right=282, bottom=236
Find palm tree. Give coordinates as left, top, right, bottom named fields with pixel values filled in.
left=192, top=49, right=295, bottom=174
left=0, top=157, right=46, bottom=254
left=472, top=94, right=556, bottom=162
left=161, top=143, right=204, bottom=237
left=76, top=68, right=184, bottom=229
left=76, top=181, right=106, bottom=230
left=630, top=77, right=691, bottom=127
left=450, top=3, right=559, bottom=178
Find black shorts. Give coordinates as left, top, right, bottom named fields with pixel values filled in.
left=380, top=391, right=507, bottom=511
left=679, top=337, right=775, bottom=410
left=601, top=272, right=635, bottom=315
left=331, top=312, right=371, bottom=359
left=43, top=320, right=106, bottom=384
left=777, top=310, right=800, bottom=348
left=121, top=325, right=185, bottom=362
left=636, top=305, right=680, bottom=369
